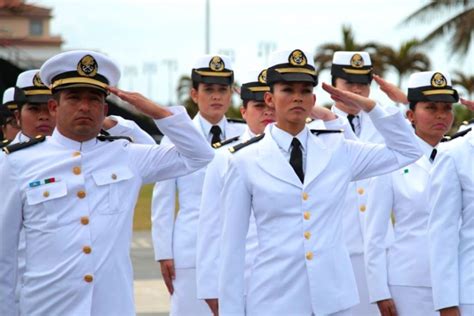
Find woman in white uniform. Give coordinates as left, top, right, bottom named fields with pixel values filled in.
left=218, top=49, right=422, bottom=316
left=364, top=71, right=457, bottom=316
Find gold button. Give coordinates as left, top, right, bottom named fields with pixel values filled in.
left=111, top=173, right=117, bottom=180
left=72, top=151, right=81, bottom=157
left=302, top=192, right=309, bottom=201
left=83, top=246, right=92, bottom=254
left=80, top=216, right=89, bottom=225
left=306, top=251, right=313, bottom=260
left=73, top=166, right=81, bottom=175
left=303, top=211, right=311, bottom=220
left=304, top=232, right=311, bottom=240
left=84, top=274, right=93, bottom=283
left=359, top=205, right=366, bottom=212
left=77, top=191, right=86, bottom=199
left=357, top=188, right=364, bottom=195
left=43, top=191, right=50, bottom=198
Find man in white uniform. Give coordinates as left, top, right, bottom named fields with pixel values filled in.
left=0, top=50, right=214, bottom=316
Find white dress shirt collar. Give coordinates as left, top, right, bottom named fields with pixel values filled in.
left=51, top=128, right=99, bottom=152
left=271, top=124, right=308, bottom=154
left=196, top=112, right=227, bottom=140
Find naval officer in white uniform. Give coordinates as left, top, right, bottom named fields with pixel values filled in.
left=218, top=48, right=422, bottom=316
left=0, top=50, right=214, bottom=316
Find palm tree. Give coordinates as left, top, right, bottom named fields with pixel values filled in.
left=451, top=70, right=474, bottom=99
left=377, top=39, right=431, bottom=87
left=401, top=0, right=474, bottom=56
left=314, top=25, right=388, bottom=76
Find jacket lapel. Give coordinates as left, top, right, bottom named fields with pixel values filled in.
left=304, top=133, right=331, bottom=186
left=256, top=132, right=303, bottom=188
left=414, top=154, right=432, bottom=173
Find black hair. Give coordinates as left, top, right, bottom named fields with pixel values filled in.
left=192, top=81, right=199, bottom=90
left=242, top=100, right=249, bottom=108
left=409, top=101, right=417, bottom=110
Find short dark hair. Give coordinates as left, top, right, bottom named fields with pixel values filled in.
left=409, top=101, right=417, bottom=110
left=192, top=81, right=199, bottom=90
left=331, top=77, right=337, bottom=87
left=242, top=100, right=249, bottom=108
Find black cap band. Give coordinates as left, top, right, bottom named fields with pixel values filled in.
left=331, top=64, right=373, bottom=84
left=407, top=85, right=459, bottom=103
left=266, top=63, right=318, bottom=86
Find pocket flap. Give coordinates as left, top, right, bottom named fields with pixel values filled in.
left=92, top=167, right=134, bottom=186
left=26, top=182, right=68, bottom=206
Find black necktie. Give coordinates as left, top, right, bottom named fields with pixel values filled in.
left=210, top=125, right=222, bottom=145
left=347, top=114, right=356, bottom=133
left=290, top=138, right=304, bottom=183
left=429, top=148, right=437, bottom=163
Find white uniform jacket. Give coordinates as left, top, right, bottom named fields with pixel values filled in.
left=196, top=119, right=354, bottom=300
left=219, top=105, right=422, bottom=316
left=0, top=106, right=214, bottom=316
left=105, top=115, right=156, bottom=144
left=151, top=114, right=245, bottom=268
left=196, top=128, right=257, bottom=299
left=364, top=136, right=438, bottom=303
left=429, top=130, right=474, bottom=310
left=331, top=106, right=388, bottom=255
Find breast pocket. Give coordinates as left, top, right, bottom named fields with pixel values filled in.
left=92, top=167, right=134, bottom=214
left=25, top=182, right=68, bottom=227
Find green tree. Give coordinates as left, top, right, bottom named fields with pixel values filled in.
left=378, top=39, right=431, bottom=87
left=314, top=25, right=388, bottom=76
left=452, top=70, right=474, bottom=99
left=401, top=0, right=474, bottom=56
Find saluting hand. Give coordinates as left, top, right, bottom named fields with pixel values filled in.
left=108, top=86, right=173, bottom=119
left=159, top=259, right=175, bottom=295
left=373, top=74, right=408, bottom=105
left=460, top=98, right=474, bottom=111
left=376, top=299, right=398, bottom=316
left=310, top=103, right=337, bottom=121
left=322, top=82, right=376, bottom=112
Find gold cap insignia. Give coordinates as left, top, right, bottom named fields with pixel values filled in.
left=209, top=56, right=225, bottom=72
left=431, top=72, right=447, bottom=88
left=350, top=54, right=364, bottom=68
left=258, top=69, right=267, bottom=84
left=33, top=72, right=45, bottom=87
left=77, top=55, right=98, bottom=77
left=289, top=49, right=307, bottom=66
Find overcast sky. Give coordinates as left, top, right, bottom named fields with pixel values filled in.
left=34, top=0, right=473, bottom=105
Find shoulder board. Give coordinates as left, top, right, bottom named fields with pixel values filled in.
left=227, top=118, right=246, bottom=124
left=310, top=129, right=344, bottom=135
left=2, top=135, right=45, bottom=154
left=442, top=127, right=472, bottom=142
left=97, top=135, right=133, bottom=142
left=212, top=135, right=240, bottom=149
left=462, top=118, right=474, bottom=125
left=229, top=134, right=265, bottom=153
left=0, top=139, right=12, bottom=148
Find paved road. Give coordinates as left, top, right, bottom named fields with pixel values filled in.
left=132, top=231, right=170, bottom=316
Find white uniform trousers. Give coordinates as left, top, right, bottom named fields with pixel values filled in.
left=171, top=268, right=212, bottom=316
left=390, top=285, right=438, bottom=316
left=350, top=254, right=380, bottom=316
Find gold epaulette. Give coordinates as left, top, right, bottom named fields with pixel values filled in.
left=212, top=135, right=240, bottom=149
left=310, top=129, right=344, bottom=135
left=0, top=139, right=12, bottom=148
left=442, top=127, right=472, bottom=142
left=228, top=134, right=265, bottom=153
left=2, top=135, right=45, bottom=154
